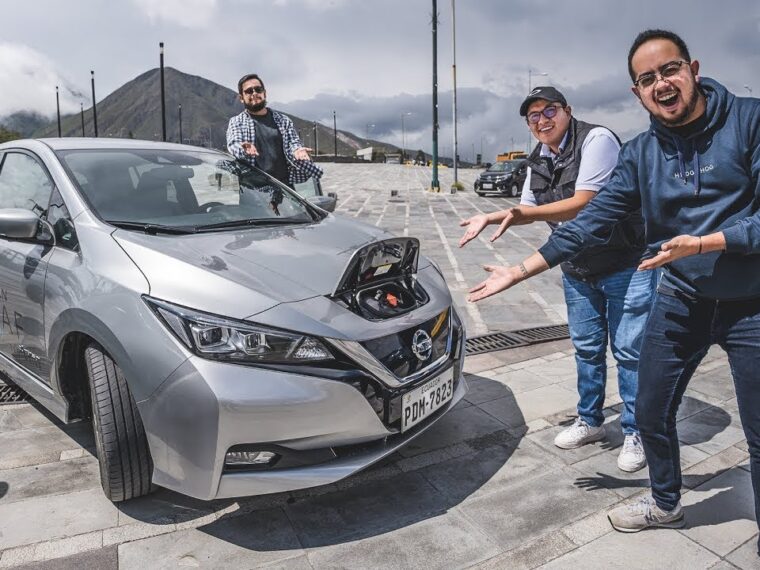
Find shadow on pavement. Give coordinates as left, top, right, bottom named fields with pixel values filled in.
left=116, top=375, right=525, bottom=552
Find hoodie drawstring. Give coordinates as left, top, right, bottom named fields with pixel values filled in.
left=672, top=136, right=701, bottom=196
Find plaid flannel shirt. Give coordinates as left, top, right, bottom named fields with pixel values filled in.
left=226, top=109, right=323, bottom=185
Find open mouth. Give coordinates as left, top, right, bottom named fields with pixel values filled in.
left=538, top=125, right=553, bottom=133
left=656, top=90, right=680, bottom=110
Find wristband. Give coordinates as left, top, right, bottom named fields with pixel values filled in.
left=518, top=262, right=528, bottom=278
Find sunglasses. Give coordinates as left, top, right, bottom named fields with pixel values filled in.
left=243, top=86, right=265, bottom=95
left=633, top=60, right=690, bottom=90
left=526, top=104, right=562, bottom=125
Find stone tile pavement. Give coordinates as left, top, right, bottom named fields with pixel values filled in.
left=0, top=164, right=756, bottom=568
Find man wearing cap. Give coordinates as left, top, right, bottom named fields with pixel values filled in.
left=459, top=86, right=654, bottom=472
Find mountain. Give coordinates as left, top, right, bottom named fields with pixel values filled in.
left=1, top=111, right=49, bottom=138
left=31, top=67, right=398, bottom=156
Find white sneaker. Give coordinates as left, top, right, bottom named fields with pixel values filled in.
left=617, top=433, right=647, bottom=472
left=554, top=417, right=605, bottom=449
left=608, top=496, right=684, bottom=532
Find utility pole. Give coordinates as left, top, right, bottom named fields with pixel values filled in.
left=55, top=86, right=62, bottom=137
left=90, top=71, right=98, bottom=137
left=160, top=42, right=167, bottom=142
left=80, top=103, right=85, bottom=136
left=333, top=111, right=337, bottom=158
left=313, top=121, right=318, bottom=155
left=451, top=0, right=458, bottom=186
left=430, top=0, right=440, bottom=192
left=526, top=67, right=548, bottom=153
left=178, top=104, right=183, bottom=144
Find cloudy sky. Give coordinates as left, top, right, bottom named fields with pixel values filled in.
left=2, top=0, right=759, bottom=159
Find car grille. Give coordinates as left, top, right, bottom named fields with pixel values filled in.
left=360, top=309, right=450, bottom=380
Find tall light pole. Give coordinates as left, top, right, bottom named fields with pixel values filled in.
left=55, top=86, right=62, bottom=137
left=160, top=42, right=167, bottom=142
left=745, top=85, right=753, bottom=96
left=526, top=67, right=548, bottom=152
left=178, top=104, right=183, bottom=144
left=313, top=121, right=318, bottom=155
left=333, top=110, right=337, bottom=158
left=451, top=0, right=459, bottom=185
left=430, top=0, right=440, bottom=192
left=80, top=103, right=85, bottom=136
left=90, top=70, right=98, bottom=137
left=401, top=112, right=412, bottom=161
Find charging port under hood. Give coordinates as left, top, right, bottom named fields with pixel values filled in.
left=331, top=238, right=429, bottom=320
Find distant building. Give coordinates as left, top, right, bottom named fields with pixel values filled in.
left=385, top=153, right=402, bottom=164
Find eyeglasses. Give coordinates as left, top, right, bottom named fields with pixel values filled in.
left=633, top=60, right=690, bottom=90
left=526, top=105, right=562, bottom=125
left=243, top=86, right=265, bottom=95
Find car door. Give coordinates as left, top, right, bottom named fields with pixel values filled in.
left=0, top=150, right=55, bottom=380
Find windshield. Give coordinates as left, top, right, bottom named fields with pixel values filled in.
left=487, top=161, right=519, bottom=173
left=56, top=149, right=319, bottom=230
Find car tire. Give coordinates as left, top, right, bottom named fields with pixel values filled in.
left=509, top=184, right=519, bottom=197
left=85, top=343, right=154, bottom=502
left=476, top=191, right=484, bottom=196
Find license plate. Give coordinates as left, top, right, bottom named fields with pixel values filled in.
left=401, top=368, right=454, bottom=432
left=481, top=183, right=492, bottom=189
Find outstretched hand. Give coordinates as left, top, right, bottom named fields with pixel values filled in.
left=241, top=142, right=259, bottom=157
left=458, top=214, right=490, bottom=248
left=294, top=147, right=313, bottom=161
left=638, top=234, right=701, bottom=270
left=468, top=264, right=521, bottom=302
left=490, top=207, right=527, bottom=242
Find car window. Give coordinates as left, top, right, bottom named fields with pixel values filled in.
left=56, top=149, right=319, bottom=230
left=0, top=152, right=55, bottom=215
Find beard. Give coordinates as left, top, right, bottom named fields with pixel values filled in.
left=244, top=98, right=267, bottom=114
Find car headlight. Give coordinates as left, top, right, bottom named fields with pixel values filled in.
left=144, top=296, right=333, bottom=364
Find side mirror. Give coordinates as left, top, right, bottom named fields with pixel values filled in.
left=308, top=195, right=337, bottom=213
left=0, top=209, right=42, bottom=239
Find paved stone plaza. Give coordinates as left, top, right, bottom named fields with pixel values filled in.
left=0, top=163, right=756, bottom=569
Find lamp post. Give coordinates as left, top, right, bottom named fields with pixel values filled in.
left=526, top=67, right=548, bottom=152
left=90, top=70, right=98, bottom=137
left=745, top=85, right=753, bottom=96
left=401, top=112, right=412, bottom=162
left=160, top=42, right=167, bottom=142
left=178, top=104, right=183, bottom=144
left=313, top=121, right=318, bottom=155
left=80, top=103, right=85, bottom=136
left=333, top=110, right=337, bottom=159
left=451, top=0, right=459, bottom=185
left=430, top=0, right=440, bottom=192
left=55, top=86, right=61, bottom=137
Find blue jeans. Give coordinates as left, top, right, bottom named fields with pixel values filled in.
left=637, top=288, right=760, bottom=543
left=562, top=267, right=656, bottom=434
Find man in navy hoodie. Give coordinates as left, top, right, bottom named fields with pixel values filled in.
left=468, top=29, right=760, bottom=543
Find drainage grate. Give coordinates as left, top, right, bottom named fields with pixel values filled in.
left=465, top=323, right=570, bottom=356
left=0, top=382, right=30, bottom=405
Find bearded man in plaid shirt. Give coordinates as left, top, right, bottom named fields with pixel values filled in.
left=226, top=73, right=323, bottom=187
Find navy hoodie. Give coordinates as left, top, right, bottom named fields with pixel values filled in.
left=539, top=77, right=760, bottom=300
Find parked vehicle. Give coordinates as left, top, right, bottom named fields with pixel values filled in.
left=474, top=159, right=527, bottom=197
left=0, top=138, right=467, bottom=501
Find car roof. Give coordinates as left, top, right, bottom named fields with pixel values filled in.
left=0, top=137, right=222, bottom=153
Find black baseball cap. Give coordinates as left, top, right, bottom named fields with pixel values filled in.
left=519, top=86, right=568, bottom=116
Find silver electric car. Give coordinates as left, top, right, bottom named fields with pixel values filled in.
left=0, top=138, right=467, bottom=501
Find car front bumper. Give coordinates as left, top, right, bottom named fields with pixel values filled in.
left=138, top=338, right=467, bottom=500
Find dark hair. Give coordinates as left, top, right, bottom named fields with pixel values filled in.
left=237, top=73, right=265, bottom=94
left=627, top=29, right=691, bottom=81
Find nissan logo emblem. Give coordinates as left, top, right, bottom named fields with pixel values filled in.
left=411, top=330, right=433, bottom=361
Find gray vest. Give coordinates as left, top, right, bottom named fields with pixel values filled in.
left=526, top=118, right=645, bottom=281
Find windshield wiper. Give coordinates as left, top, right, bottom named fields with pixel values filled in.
left=195, top=218, right=312, bottom=231
left=107, top=220, right=198, bottom=235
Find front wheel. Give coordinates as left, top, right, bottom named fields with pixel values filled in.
left=85, top=343, right=155, bottom=502
left=509, top=184, right=519, bottom=197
